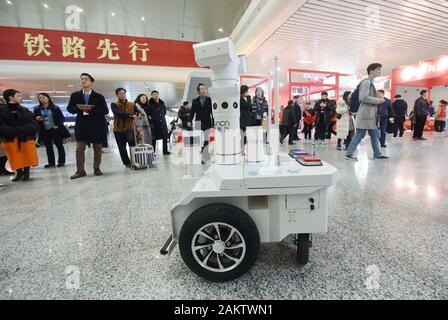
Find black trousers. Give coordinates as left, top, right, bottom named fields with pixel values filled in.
left=280, top=126, right=295, bottom=144
left=413, top=116, right=427, bottom=139
left=394, top=117, right=405, bottom=137
left=114, top=130, right=135, bottom=165
left=314, top=120, right=326, bottom=141
left=291, top=125, right=299, bottom=140
left=43, top=129, right=66, bottom=165
left=303, top=123, right=313, bottom=140
left=338, top=130, right=354, bottom=148
left=152, top=139, right=169, bottom=155
left=325, top=121, right=337, bottom=139
left=435, top=120, right=446, bottom=133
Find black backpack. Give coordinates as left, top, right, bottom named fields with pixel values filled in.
left=349, top=79, right=374, bottom=113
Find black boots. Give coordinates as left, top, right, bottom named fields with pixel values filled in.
left=10, top=169, right=23, bottom=182
left=10, top=167, right=30, bottom=182
left=22, top=167, right=30, bottom=181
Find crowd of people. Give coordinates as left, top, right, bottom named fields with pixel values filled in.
left=277, top=63, right=447, bottom=161
left=0, top=65, right=447, bottom=185
left=0, top=73, right=174, bottom=182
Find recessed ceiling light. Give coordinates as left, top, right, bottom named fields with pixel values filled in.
left=6, top=0, right=13, bottom=5
left=298, top=60, right=313, bottom=64
left=218, top=28, right=224, bottom=33
left=141, top=16, right=145, bottom=21
left=111, top=12, right=116, bottom=17
left=78, top=8, right=83, bottom=13
left=43, top=3, right=49, bottom=8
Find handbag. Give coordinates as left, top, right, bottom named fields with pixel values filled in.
left=59, top=125, right=71, bottom=139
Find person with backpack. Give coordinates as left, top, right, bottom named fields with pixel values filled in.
left=346, top=63, right=389, bottom=161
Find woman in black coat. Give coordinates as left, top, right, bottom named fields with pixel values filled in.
left=0, top=89, right=39, bottom=181
left=240, top=85, right=251, bottom=149
left=34, top=93, right=69, bottom=168
left=148, top=91, right=170, bottom=155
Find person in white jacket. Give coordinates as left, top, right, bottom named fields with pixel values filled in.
left=336, top=91, right=355, bottom=151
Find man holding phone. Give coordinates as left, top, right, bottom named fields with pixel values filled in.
left=67, top=73, right=109, bottom=179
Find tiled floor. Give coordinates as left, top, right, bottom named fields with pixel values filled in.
left=0, top=131, right=447, bottom=300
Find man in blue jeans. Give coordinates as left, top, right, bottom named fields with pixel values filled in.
left=377, top=90, right=395, bottom=148
left=346, top=63, right=389, bottom=161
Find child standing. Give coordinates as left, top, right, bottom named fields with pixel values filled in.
left=434, top=100, right=447, bottom=134
left=302, top=107, right=315, bottom=140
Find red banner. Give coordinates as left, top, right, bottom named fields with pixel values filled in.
left=0, top=26, right=198, bottom=68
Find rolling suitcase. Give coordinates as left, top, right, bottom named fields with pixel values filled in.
left=130, top=144, right=155, bottom=170
left=130, top=107, right=155, bottom=170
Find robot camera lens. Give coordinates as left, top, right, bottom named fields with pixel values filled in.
left=233, top=102, right=238, bottom=109
left=213, top=103, right=218, bottom=109
left=222, top=102, right=229, bottom=109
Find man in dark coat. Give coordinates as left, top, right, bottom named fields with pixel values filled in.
left=377, top=90, right=395, bottom=148
left=148, top=90, right=170, bottom=155
left=292, top=95, right=302, bottom=141
left=280, top=100, right=298, bottom=145
left=178, top=101, right=190, bottom=129
left=392, top=95, right=408, bottom=138
left=413, top=90, right=430, bottom=141
left=313, top=92, right=335, bottom=144
left=67, top=73, right=109, bottom=179
left=188, top=83, right=214, bottom=162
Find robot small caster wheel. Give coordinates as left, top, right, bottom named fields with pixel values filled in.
left=179, top=203, right=260, bottom=282
left=296, top=233, right=310, bottom=266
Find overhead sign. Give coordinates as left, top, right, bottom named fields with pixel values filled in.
left=0, top=26, right=199, bottom=68
left=396, top=56, right=448, bottom=82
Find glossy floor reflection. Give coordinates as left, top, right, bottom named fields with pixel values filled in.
left=0, top=131, right=447, bottom=300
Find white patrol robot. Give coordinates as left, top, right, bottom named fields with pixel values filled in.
left=161, top=38, right=337, bottom=282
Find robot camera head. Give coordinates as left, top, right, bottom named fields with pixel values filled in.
left=193, top=37, right=239, bottom=67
